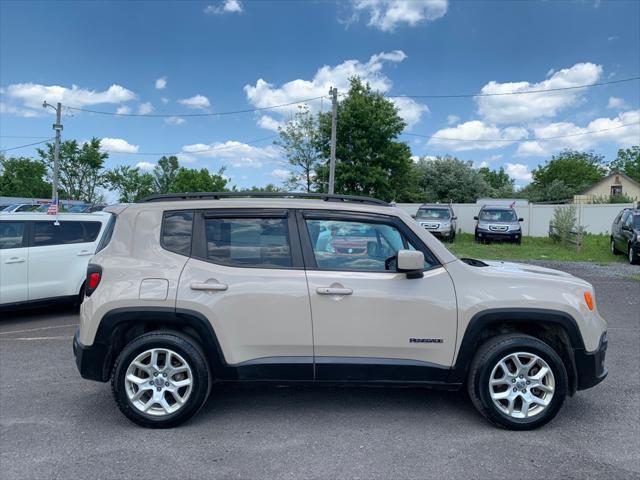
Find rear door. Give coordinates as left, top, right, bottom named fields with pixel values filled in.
left=176, top=209, right=314, bottom=380
left=28, top=219, right=103, bottom=300
left=299, top=210, right=458, bottom=382
left=0, top=220, right=29, bottom=304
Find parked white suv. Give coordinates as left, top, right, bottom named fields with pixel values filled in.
left=74, top=193, right=607, bottom=430
left=0, top=212, right=111, bottom=307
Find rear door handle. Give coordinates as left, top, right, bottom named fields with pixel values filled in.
left=316, top=287, right=353, bottom=296
left=77, top=250, right=93, bottom=256
left=190, top=281, right=228, bottom=291
left=5, top=257, right=25, bottom=264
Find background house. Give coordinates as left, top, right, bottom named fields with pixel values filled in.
left=574, top=172, right=640, bottom=204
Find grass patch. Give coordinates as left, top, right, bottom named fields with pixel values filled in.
left=447, top=233, right=625, bottom=263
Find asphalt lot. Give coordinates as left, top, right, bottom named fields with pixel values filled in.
left=1, top=263, right=638, bottom=480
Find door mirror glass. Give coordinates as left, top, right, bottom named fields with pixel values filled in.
left=452, top=216, right=457, bottom=220
left=518, top=217, right=524, bottom=222
left=473, top=216, right=478, bottom=220
left=397, top=249, right=425, bottom=278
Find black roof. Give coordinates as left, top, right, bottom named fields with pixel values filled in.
left=138, top=192, right=390, bottom=206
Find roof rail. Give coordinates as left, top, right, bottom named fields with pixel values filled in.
left=138, top=192, right=391, bottom=206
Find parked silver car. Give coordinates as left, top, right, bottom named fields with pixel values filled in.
left=474, top=205, right=523, bottom=244
left=415, top=204, right=457, bottom=241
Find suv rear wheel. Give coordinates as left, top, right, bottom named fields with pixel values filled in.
left=629, top=244, right=640, bottom=265
left=467, top=334, right=568, bottom=430
left=111, top=331, right=211, bottom=428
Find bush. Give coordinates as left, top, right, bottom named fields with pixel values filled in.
left=550, top=205, right=577, bottom=245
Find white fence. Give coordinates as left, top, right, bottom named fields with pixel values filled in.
left=396, top=203, right=635, bottom=237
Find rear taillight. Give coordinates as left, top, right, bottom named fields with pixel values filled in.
left=85, top=264, right=102, bottom=297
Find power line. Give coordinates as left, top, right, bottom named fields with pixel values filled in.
left=66, top=96, right=327, bottom=118
left=403, top=122, right=640, bottom=143
left=102, top=135, right=277, bottom=156
left=0, top=138, right=54, bottom=153
left=386, top=76, right=640, bottom=99
left=0, top=135, right=52, bottom=139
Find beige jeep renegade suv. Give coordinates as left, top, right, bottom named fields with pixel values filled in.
left=74, top=193, right=608, bottom=430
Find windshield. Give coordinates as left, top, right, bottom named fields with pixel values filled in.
left=479, top=209, right=517, bottom=222
left=634, top=215, right=640, bottom=229
left=417, top=208, right=450, bottom=220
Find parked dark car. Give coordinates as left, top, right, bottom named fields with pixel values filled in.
left=611, top=208, right=639, bottom=265
left=474, top=205, right=523, bottom=244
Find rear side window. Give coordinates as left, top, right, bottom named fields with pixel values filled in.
left=0, top=221, right=26, bottom=249
left=162, top=211, right=194, bottom=256
left=96, top=214, right=116, bottom=253
left=32, top=221, right=85, bottom=246
left=83, top=222, right=102, bottom=242
left=204, top=217, right=291, bottom=268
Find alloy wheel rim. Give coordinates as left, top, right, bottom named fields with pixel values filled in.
left=611, top=240, right=615, bottom=253
left=489, top=351, right=555, bottom=420
left=124, top=348, right=193, bottom=416
left=630, top=248, right=634, bottom=263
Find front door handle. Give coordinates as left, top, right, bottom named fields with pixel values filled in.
left=190, top=281, right=228, bottom=291
left=77, top=250, right=93, bottom=256
left=316, top=287, right=353, bottom=296
left=5, top=257, right=25, bottom=264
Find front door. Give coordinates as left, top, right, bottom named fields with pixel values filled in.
left=176, top=210, right=313, bottom=381
left=299, top=211, right=458, bottom=382
left=0, top=220, right=29, bottom=304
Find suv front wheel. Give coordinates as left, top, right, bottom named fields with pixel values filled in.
left=111, top=331, right=211, bottom=428
left=467, top=334, right=568, bottom=430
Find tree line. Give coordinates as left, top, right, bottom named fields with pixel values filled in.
left=1, top=76, right=638, bottom=204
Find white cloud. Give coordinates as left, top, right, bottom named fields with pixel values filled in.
left=350, top=0, right=448, bottom=32
left=164, top=116, right=186, bottom=125
left=204, top=0, right=243, bottom=15
left=476, top=63, right=603, bottom=124
left=244, top=50, right=428, bottom=128
left=5, top=82, right=136, bottom=110
left=138, top=102, right=154, bottom=115
left=0, top=102, right=44, bottom=118
left=181, top=140, right=280, bottom=168
left=516, top=110, right=640, bottom=157
left=505, top=163, right=532, bottom=183
left=257, top=115, right=283, bottom=132
left=100, top=138, right=139, bottom=154
left=446, top=114, right=459, bottom=125
left=135, top=161, right=155, bottom=171
left=160, top=97, right=169, bottom=105
left=116, top=105, right=131, bottom=114
left=178, top=94, right=210, bottom=110
left=607, top=96, right=628, bottom=110
left=427, top=120, right=529, bottom=151
left=155, top=77, right=167, bottom=90
left=271, top=168, right=290, bottom=179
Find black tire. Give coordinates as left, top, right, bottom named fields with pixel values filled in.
left=467, top=334, right=568, bottom=430
left=450, top=230, right=456, bottom=242
left=628, top=244, right=640, bottom=265
left=474, top=231, right=481, bottom=243
left=111, top=331, right=211, bottom=428
left=611, top=237, right=620, bottom=255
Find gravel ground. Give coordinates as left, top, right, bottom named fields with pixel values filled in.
left=526, top=260, right=640, bottom=279
left=0, top=261, right=638, bottom=480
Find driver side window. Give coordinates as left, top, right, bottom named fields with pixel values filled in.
left=305, top=218, right=429, bottom=272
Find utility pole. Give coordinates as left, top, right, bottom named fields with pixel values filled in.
left=328, top=87, right=338, bottom=195
left=43, top=101, right=63, bottom=208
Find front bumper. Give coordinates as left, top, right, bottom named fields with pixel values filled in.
left=574, top=331, right=608, bottom=390
left=73, top=330, right=110, bottom=382
left=475, top=229, right=521, bottom=241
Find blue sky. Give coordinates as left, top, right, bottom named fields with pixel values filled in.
left=1, top=0, right=639, bottom=194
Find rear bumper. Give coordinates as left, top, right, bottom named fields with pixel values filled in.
left=574, top=332, right=608, bottom=390
left=73, top=330, right=110, bottom=382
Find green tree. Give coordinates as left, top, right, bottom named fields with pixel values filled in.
left=478, top=166, right=515, bottom=198
left=236, top=184, right=283, bottom=192
left=0, top=155, right=52, bottom=198
left=315, top=77, right=414, bottom=202
left=153, top=156, right=180, bottom=193
left=609, top=146, right=640, bottom=182
left=412, top=156, right=491, bottom=203
left=529, top=150, right=607, bottom=200
left=103, top=165, right=155, bottom=202
left=171, top=167, right=228, bottom=192
left=37, top=138, right=108, bottom=203
left=275, top=106, right=322, bottom=192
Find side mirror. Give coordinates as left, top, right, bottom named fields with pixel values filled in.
left=452, top=216, right=458, bottom=220
left=518, top=218, right=524, bottom=222
left=473, top=216, right=478, bottom=221
left=397, top=250, right=425, bottom=279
